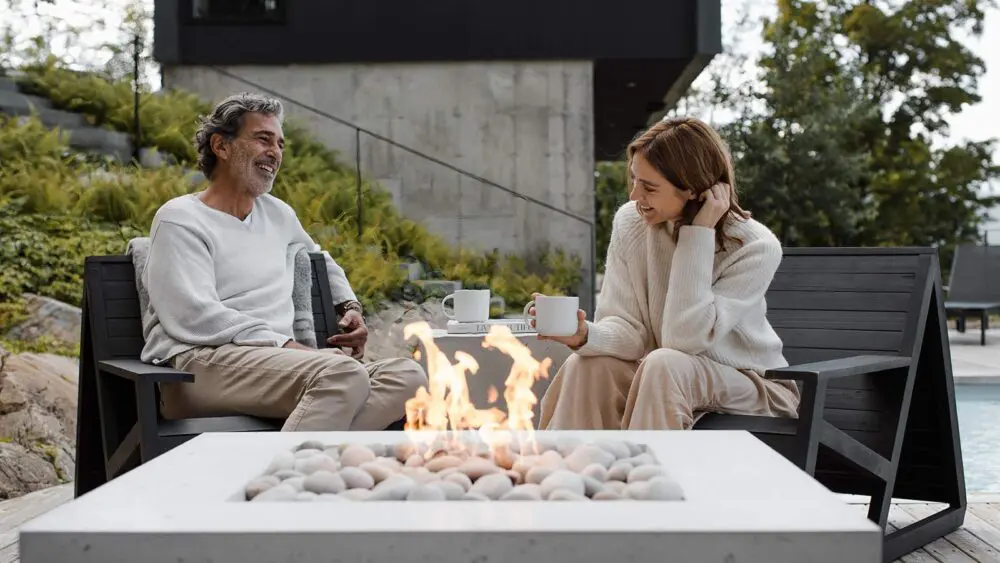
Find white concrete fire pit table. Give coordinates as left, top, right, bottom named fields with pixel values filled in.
left=20, top=430, right=881, bottom=563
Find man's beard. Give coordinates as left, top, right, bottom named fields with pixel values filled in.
left=233, top=146, right=277, bottom=197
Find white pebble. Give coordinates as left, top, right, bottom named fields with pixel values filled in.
left=297, top=440, right=326, bottom=451
left=500, top=484, right=543, bottom=501
left=607, top=461, right=632, bottom=482
left=273, top=469, right=304, bottom=480
left=394, top=441, right=419, bottom=462
left=627, top=465, right=667, bottom=483
left=340, top=445, right=377, bottom=467
left=468, top=473, right=514, bottom=500
left=594, top=440, right=632, bottom=461
left=360, top=461, right=395, bottom=484
left=622, top=440, right=643, bottom=457
left=368, top=475, right=414, bottom=501
left=549, top=489, right=589, bottom=501
left=565, top=445, right=616, bottom=472
left=539, top=470, right=585, bottom=499
left=339, top=488, right=373, bottom=501
left=461, top=493, right=490, bottom=501
left=602, top=480, right=628, bottom=495
left=322, top=448, right=341, bottom=460
left=525, top=466, right=556, bottom=485
left=340, top=466, right=376, bottom=489
left=581, top=464, right=609, bottom=482
left=294, top=448, right=322, bottom=459
left=427, top=480, right=466, bottom=500
left=369, top=443, right=388, bottom=457
left=405, top=454, right=424, bottom=467
left=296, top=491, right=318, bottom=501
left=304, top=470, right=346, bottom=494
left=593, top=490, right=623, bottom=501
left=444, top=472, right=473, bottom=492
left=458, top=457, right=505, bottom=480
left=582, top=475, right=604, bottom=498
left=316, top=493, right=346, bottom=502
left=295, top=454, right=339, bottom=475
left=627, top=453, right=657, bottom=467
left=644, top=476, right=685, bottom=500
left=266, top=451, right=295, bottom=474
left=555, top=436, right=583, bottom=457
left=538, top=450, right=568, bottom=469
left=284, top=477, right=305, bottom=492
left=245, top=475, right=280, bottom=500
left=252, top=483, right=297, bottom=502
left=425, top=455, right=463, bottom=473
left=406, top=484, right=447, bottom=501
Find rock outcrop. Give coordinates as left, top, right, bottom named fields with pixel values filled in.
left=0, top=346, right=77, bottom=499
left=4, top=293, right=81, bottom=350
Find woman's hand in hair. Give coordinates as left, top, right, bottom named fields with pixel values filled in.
left=692, top=182, right=732, bottom=228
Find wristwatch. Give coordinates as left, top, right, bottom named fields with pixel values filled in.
left=337, top=300, right=364, bottom=316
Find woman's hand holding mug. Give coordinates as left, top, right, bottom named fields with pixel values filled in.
left=524, top=292, right=589, bottom=349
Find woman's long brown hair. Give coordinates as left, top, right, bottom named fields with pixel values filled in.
left=626, top=117, right=751, bottom=252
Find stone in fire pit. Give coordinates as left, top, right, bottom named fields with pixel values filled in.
left=244, top=433, right=684, bottom=502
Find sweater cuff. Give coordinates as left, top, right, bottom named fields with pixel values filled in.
left=574, top=321, right=609, bottom=356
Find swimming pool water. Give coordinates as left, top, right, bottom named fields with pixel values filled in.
left=955, top=384, right=1000, bottom=494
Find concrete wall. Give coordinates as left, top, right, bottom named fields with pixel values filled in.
left=163, top=61, right=596, bottom=312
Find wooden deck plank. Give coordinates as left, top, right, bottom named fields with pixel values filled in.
left=899, top=503, right=998, bottom=563
left=887, top=504, right=945, bottom=562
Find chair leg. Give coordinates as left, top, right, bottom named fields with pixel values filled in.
left=883, top=504, right=965, bottom=563
left=981, top=309, right=988, bottom=346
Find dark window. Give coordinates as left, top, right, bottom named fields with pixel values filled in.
left=188, top=0, right=286, bottom=23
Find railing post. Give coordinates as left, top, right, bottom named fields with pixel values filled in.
left=355, top=128, right=362, bottom=240
left=589, top=222, right=597, bottom=319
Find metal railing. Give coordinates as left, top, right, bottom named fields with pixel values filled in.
left=204, top=66, right=597, bottom=315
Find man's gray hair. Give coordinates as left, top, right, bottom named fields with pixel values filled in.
left=194, top=92, right=284, bottom=179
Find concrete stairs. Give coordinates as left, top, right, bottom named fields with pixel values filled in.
left=0, top=75, right=133, bottom=161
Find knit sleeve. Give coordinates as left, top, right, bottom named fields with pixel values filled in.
left=575, top=207, right=650, bottom=361
left=660, top=224, right=782, bottom=354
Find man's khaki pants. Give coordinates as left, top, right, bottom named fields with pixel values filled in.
left=539, top=350, right=800, bottom=430
left=159, top=344, right=427, bottom=431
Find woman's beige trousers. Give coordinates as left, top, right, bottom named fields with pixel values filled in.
left=538, top=350, right=801, bottom=430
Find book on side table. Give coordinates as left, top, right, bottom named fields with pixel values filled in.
left=445, top=318, right=534, bottom=335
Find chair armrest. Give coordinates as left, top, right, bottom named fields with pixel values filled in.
left=766, top=355, right=910, bottom=383
left=97, top=359, right=195, bottom=383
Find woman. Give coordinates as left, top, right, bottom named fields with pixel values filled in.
left=534, top=117, right=800, bottom=430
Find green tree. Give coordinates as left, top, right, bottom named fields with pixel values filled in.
left=756, top=0, right=1000, bottom=252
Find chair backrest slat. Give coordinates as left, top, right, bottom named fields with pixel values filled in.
left=947, top=244, right=1000, bottom=302
left=765, top=248, right=933, bottom=462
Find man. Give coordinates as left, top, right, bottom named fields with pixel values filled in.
left=141, top=92, right=427, bottom=431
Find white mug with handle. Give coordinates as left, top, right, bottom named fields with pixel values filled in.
left=441, top=289, right=491, bottom=323
left=523, top=295, right=579, bottom=337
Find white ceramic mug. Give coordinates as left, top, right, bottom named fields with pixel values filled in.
left=441, top=289, right=491, bottom=323
left=523, top=295, right=579, bottom=337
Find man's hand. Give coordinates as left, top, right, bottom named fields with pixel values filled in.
left=327, top=309, right=368, bottom=360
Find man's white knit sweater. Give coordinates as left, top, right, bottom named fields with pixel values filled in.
left=578, top=202, right=788, bottom=375
left=140, top=193, right=357, bottom=365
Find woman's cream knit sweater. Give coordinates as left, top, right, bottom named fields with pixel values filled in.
left=577, top=202, right=789, bottom=375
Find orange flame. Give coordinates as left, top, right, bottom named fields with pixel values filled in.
left=402, top=321, right=552, bottom=453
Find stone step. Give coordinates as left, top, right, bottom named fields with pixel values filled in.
left=0, top=92, right=87, bottom=130
left=0, top=88, right=52, bottom=109
left=0, top=77, right=17, bottom=92
left=64, top=127, right=133, bottom=162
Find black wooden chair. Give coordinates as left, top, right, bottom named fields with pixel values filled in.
left=74, top=253, right=355, bottom=498
left=943, top=243, right=1000, bottom=345
left=694, top=247, right=965, bottom=563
